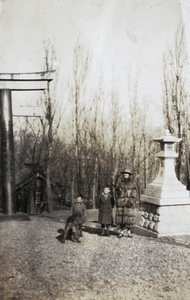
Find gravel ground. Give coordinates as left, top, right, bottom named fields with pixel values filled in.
left=1, top=210, right=190, bottom=300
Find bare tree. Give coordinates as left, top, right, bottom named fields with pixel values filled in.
left=84, top=78, right=106, bottom=208
left=110, top=88, right=122, bottom=200
left=14, top=119, right=46, bottom=214
left=126, top=72, right=159, bottom=201
left=41, top=40, right=61, bottom=212
left=70, top=40, right=91, bottom=200
left=162, top=24, right=189, bottom=180
left=89, top=90, right=102, bottom=208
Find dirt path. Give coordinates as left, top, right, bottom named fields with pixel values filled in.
left=1, top=214, right=190, bottom=300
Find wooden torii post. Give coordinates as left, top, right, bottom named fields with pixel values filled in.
left=0, top=71, right=54, bottom=220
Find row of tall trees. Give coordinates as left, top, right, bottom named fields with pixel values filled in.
left=14, top=114, right=160, bottom=212
left=14, top=24, right=190, bottom=213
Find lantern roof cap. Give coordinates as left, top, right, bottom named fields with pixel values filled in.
left=153, top=129, right=181, bottom=143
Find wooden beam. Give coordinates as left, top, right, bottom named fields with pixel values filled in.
left=0, top=70, right=55, bottom=91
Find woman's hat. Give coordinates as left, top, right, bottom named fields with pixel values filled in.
left=121, top=169, right=132, bottom=175
left=76, top=193, right=83, bottom=199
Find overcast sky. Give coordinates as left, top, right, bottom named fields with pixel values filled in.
left=0, top=0, right=189, bottom=127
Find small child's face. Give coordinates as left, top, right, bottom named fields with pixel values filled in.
left=76, top=197, right=82, bottom=202
left=104, top=187, right=110, bottom=194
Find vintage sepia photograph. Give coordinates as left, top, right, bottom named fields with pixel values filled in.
left=0, top=0, right=190, bottom=299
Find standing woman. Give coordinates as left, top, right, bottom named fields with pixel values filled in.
left=96, top=185, right=114, bottom=237
left=115, top=169, right=136, bottom=237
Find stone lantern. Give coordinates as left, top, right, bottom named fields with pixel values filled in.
left=135, top=129, right=190, bottom=237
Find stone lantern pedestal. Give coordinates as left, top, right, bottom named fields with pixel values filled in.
left=135, top=130, right=190, bottom=237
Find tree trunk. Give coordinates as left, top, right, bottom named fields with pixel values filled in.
left=71, top=164, right=76, bottom=203
left=92, top=156, right=98, bottom=209
left=46, top=159, right=53, bottom=213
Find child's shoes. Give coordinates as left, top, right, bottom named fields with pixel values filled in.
left=128, top=230, right=133, bottom=238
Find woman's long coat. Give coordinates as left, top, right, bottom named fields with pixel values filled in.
left=96, top=193, right=114, bottom=225
left=115, top=177, right=136, bottom=226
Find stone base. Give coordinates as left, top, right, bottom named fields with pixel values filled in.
left=137, top=203, right=190, bottom=237
left=0, top=212, right=30, bottom=222
left=134, top=225, right=159, bottom=238
left=134, top=225, right=190, bottom=238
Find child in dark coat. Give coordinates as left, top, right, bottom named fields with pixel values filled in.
left=69, top=194, right=86, bottom=237
left=96, top=186, right=114, bottom=237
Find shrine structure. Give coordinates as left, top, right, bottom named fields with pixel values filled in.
left=0, top=71, right=54, bottom=221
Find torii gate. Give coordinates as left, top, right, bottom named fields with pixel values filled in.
left=0, top=71, right=54, bottom=220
